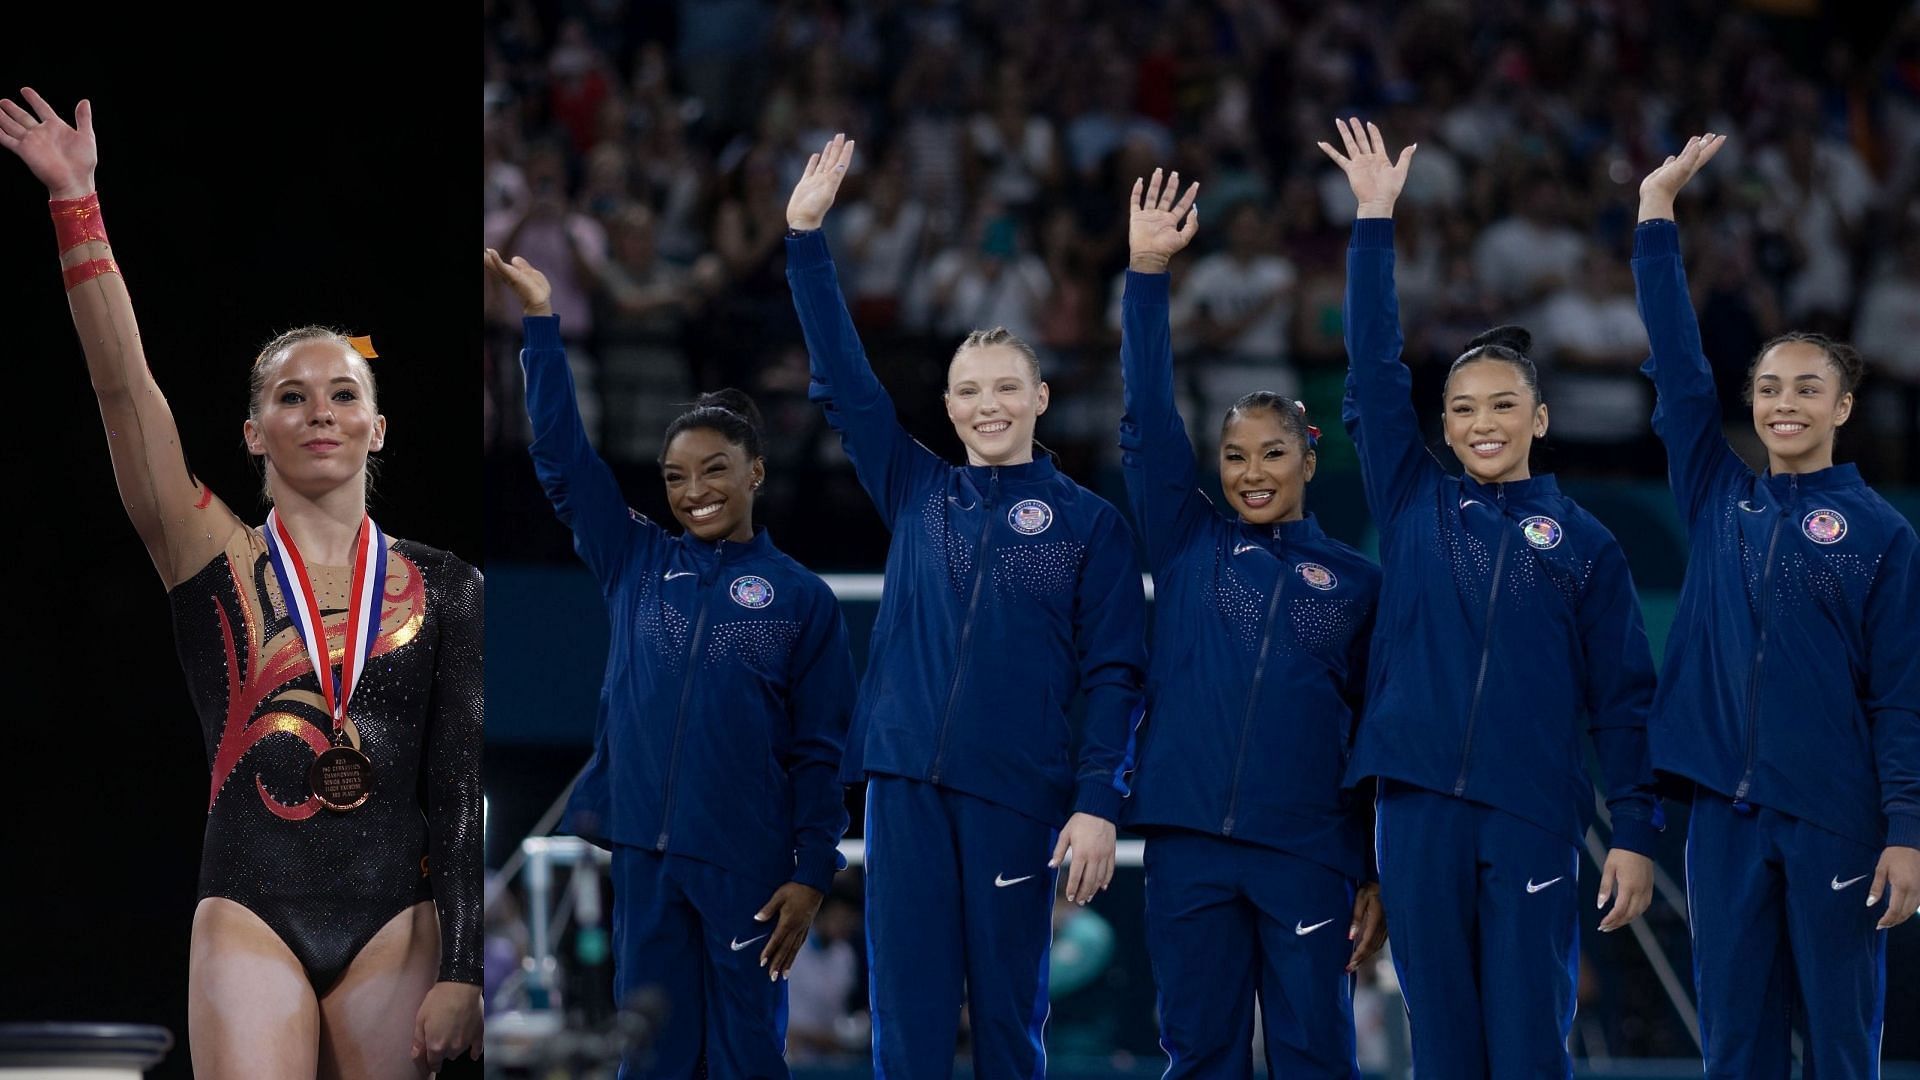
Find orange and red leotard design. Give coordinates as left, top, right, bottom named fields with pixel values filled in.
left=170, top=527, right=482, bottom=991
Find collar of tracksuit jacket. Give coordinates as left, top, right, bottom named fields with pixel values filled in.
left=1456, top=470, right=1560, bottom=505
left=1250, top=513, right=1327, bottom=545
left=955, top=453, right=1059, bottom=497
left=677, top=522, right=777, bottom=566
left=1758, top=462, right=1861, bottom=496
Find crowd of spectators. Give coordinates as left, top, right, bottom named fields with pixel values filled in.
left=485, top=0, right=1920, bottom=504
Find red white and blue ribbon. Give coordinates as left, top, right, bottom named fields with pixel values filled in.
left=263, top=510, right=388, bottom=732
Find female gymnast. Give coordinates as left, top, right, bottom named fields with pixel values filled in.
left=487, top=249, right=855, bottom=1079
left=1, top=89, right=482, bottom=1077
left=1116, top=167, right=1385, bottom=1078
left=784, top=133, right=1147, bottom=1077
left=1321, top=118, right=1661, bottom=1077
left=1631, top=133, right=1919, bottom=1077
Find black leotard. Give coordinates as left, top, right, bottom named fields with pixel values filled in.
left=170, top=527, right=482, bottom=990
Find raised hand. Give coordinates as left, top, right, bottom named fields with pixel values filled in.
left=1637, top=133, right=1727, bottom=223
left=1315, top=118, right=1416, bottom=219
left=1128, top=167, right=1199, bottom=274
left=484, top=248, right=554, bottom=316
left=787, top=133, right=856, bottom=231
left=0, top=88, right=97, bottom=198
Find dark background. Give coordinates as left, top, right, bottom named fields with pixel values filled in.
left=1, top=11, right=479, bottom=1078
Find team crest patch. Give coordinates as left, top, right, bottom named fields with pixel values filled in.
left=1520, top=516, right=1563, bottom=550
left=729, top=575, right=775, bottom=609
left=1008, top=499, right=1053, bottom=535
left=1802, top=509, right=1847, bottom=545
left=1296, top=562, right=1337, bottom=591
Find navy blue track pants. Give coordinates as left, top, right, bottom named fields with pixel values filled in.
left=1376, top=781, right=1581, bottom=1078
left=611, top=846, right=790, bottom=1079
left=1142, top=830, right=1359, bottom=1078
left=1687, top=789, right=1887, bottom=1079
left=864, top=774, right=1059, bottom=1079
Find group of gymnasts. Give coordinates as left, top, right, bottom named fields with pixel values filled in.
left=484, top=120, right=1916, bottom=1080
left=486, top=121, right=1918, bottom=1080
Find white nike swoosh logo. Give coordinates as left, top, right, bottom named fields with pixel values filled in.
left=730, top=933, right=770, bottom=951
left=1232, top=543, right=1259, bottom=555
left=1737, top=500, right=1766, bottom=513
left=994, top=873, right=1034, bottom=888
left=1525, top=876, right=1564, bottom=894
left=1294, top=918, right=1336, bottom=936
left=664, top=570, right=695, bottom=580
left=1832, top=874, right=1870, bottom=891
left=1459, top=498, right=1484, bottom=511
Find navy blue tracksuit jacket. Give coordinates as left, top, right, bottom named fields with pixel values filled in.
left=785, top=230, right=1148, bottom=826
left=521, top=314, right=855, bottom=892
left=1339, top=217, right=1662, bottom=855
left=1632, top=219, right=1920, bottom=851
left=1117, top=268, right=1380, bottom=881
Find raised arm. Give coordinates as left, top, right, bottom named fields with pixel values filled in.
left=1632, top=134, right=1747, bottom=524
left=1, top=90, right=241, bottom=587
left=486, top=249, right=657, bottom=586
left=785, top=134, right=945, bottom=527
left=1117, top=167, right=1213, bottom=568
left=1316, top=119, right=1434, bottom=525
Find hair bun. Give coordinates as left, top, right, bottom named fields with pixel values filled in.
left=696, top=388, right=764, bottom=429
left=1465, top=324, right=1532, bottom=356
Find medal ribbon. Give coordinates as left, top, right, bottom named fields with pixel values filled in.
left=264, top=510, right=388, bottom=732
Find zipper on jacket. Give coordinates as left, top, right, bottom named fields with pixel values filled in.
left=656, top=544, right=721, bottom=850
left=930, top=467, right=999, bottom=785
left=1453, top=488, right=1513, bottom=796
left=1222, top=550, right=1290, bottom=835
left=1734, top=476, right=1792, bottom=802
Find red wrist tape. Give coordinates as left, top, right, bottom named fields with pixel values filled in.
left=50, top=192, right=109, bottom=253
left=63, top=258, right=120, bottom=290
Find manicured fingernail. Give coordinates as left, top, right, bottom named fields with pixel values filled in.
left=1868, top=894, right=1879, bottom=905
left=1597, top=895, right=1605, bottom=910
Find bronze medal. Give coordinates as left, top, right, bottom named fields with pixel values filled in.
left=309, top=744, right=376, bottom=812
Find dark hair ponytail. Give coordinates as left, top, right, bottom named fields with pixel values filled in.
left=1448, top=324, right=1542, bottom=405
left=660, top=388, right=766, bottom=463
left=1221, top=391, right=1320, bottom=451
